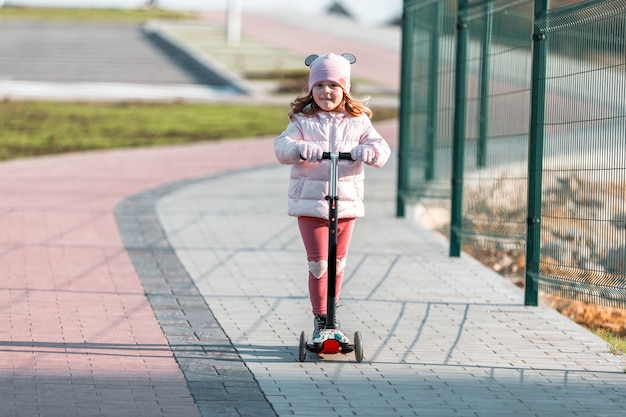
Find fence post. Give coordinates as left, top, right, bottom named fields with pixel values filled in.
left=450, top=0, right=469, bottom=257
left=477, top=1, right=493, bottom=168
left=425, top=1, right=443, bottom=180
left=396, top=0, right=414, bottom=218
left=524, top=0, right=549, bottom=306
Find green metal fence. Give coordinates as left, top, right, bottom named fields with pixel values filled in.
left=397, top=0, right=456, bottom=218
left=398, top=0, right=626, bottom=308
left=526, top=0, right=626, bottom=307
left=450, top=0, right=534, bottom=257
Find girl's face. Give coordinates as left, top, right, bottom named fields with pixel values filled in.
left=311, top=81, right=344, bottom=111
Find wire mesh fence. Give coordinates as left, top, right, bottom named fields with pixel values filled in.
left=398, top=0, right=626, bottom=308
left=531, top=0, right=626, bottom=307
left=397, top=0, right=456, bottom=218
left=458, top=0, right=533, bottom=252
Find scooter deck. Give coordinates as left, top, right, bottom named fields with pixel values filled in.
left=299, top=329, right=363, bottom=362
left=305, top=329, right=355, bottom=354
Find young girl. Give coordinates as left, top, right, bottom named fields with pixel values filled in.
left=274, top=53, right=391, bottom=344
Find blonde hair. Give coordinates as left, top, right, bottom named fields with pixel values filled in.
left=288, top=87, right=372, bottom=121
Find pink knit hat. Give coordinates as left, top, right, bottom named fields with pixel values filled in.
left=306, top=53, right=356, bottom=92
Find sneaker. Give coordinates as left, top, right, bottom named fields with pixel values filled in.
left=316, top=313, right=340, bottom=330
left=311, top=314, right=326, bottom=344
left=334, top=330, right=351, bottom=345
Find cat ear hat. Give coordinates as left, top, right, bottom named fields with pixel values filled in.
left=305, top=53, right=357, bottom=93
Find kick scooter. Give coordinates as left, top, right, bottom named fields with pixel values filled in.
left=298, top=151, right=364, bottom=363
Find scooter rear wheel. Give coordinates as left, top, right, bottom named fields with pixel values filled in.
left=298, top=331, right=307, bottom=362
left=354, top=331, right=363, bottom=363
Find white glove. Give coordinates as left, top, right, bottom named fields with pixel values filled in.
left=350, top=145, right=375, bottom=164
left=298, top=142, right=324, bottom=162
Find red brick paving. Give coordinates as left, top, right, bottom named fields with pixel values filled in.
left=0, top=140, right=278, bottom=416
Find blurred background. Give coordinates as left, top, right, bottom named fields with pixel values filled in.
left=0, top=0, right=400, bottom=159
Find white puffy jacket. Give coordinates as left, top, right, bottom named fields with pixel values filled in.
left=274, top=111, right=391, bottom=219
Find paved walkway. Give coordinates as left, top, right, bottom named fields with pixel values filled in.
left=0, top=20, right=239, bottom=101
left=0, top=10, right=624, bottom=417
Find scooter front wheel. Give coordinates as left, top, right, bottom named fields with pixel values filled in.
left=298, top=331, right=307, bottom=362
left=354, top=331, right=363, bottom=363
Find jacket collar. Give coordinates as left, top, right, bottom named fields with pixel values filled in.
left=316, top=111, right=347, bottom=123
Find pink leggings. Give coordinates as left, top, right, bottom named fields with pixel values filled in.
left=298, top=216, right=356, bottom=315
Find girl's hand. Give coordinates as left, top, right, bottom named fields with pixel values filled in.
left=351, top=145, right=375, bottom=164
left=298, top=143, right=324, bottom=162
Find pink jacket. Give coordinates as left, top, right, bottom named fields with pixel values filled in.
left=274, top=111, right=391, bottom=219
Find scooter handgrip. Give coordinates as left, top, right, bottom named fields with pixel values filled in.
left=321, top=152, right=354, bottom=160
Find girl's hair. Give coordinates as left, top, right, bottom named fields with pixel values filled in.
left=288, top=87, right=373, bottom=121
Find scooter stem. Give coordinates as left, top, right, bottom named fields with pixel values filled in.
left=326, top=152, right=340, bottom=329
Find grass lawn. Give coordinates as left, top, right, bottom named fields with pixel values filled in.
left=0, top=101, right=289, bottom=160
left=0, top=100, right=397, bottom=161
left=0, top=5, right=191, bottom=22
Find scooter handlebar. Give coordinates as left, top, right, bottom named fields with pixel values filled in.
left=300, top=152, right=354, bottom=161
left=322, top=152, right=354, bottom=160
